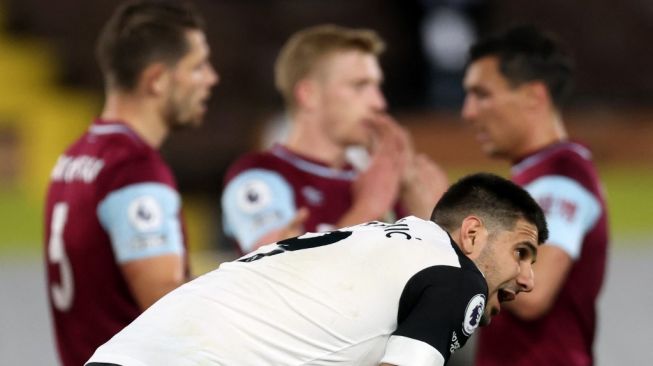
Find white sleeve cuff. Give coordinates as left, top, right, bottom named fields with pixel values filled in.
left=380, top=335, right=444, bottom=366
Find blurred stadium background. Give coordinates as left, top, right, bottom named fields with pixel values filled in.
left=0, top=0, right=651, bottom=364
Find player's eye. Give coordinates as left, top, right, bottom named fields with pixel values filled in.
left=194, top=61, right=208, bottom=72
left=475, top=89, right=490, bottom=99
left=352, top=81, right=368, bottom=91
left=515, top=248, right=530, bottom=261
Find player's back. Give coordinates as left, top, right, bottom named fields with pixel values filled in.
left=44, top=120, right=177, bottom=366
left=87, top=216, right=475, bottom=365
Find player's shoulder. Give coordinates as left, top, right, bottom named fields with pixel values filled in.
left=357, top=217, right=483, bottom=277
left=348, top=216, right=448, bottom=245
left=399, top=254, right=487, bottom=317
left=56, top=128, right=163, bottom=178
left=106, top=149, right=168, bottom=184
left=64, top=126, right=151, bottom=167
left=408, top=216, right=486, bottom=288
left=104, top=131, right=155, bottom=159
left=543, top=143, right=602, bottom=191
left=224, top=149, right=283, bottom=183
left=405, top=259, right=488, bottom=310
left=549, top=141, right=594, bottom=169
left=93, top=135, right=174, bottom=193
left=516, top=142, right=600, bottom=188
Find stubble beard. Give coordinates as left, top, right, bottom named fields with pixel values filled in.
left=474, top=245, right=498, bottom=327
left=164, top=98, right=201, bottom=132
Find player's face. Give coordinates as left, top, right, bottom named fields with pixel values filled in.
left=462, top=56, right=531, bottom=160
left=473, top=218, right=538, bottom=325
left=165, top=30, right=219, bottom=129
left=313, top=50, right=387, bottom=148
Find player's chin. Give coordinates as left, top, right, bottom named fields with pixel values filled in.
left=480, top=308, right=495, bottom=327
left=187, top=107, right=208, bottom=125
left=482, top=297, right=502, bottom=326
left=192, top=112, right=206, bottom=126
left=344, top=133, right=370, bottom=148
left=481, top=143, right=498, bottom=157
left=169, top=116, right=202, bottom=131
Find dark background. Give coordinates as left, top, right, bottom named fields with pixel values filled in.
left=5, top=0, right=653, bottom=193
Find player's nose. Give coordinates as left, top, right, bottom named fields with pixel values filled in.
left=370, top=87, right=387, bottom=111
left=516, top=264, right=535, bottom=293
left=207, top=64, right=219, bottom=87
left=461, top=95, right=477, bottom=121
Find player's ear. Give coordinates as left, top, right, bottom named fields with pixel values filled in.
left=523, top=81, right=549, bottom=110
left=295, top=78, right=319, bottom=110
left=459, top=215, right=486, bottom=258
left=141, top=63, right=171, bottom=96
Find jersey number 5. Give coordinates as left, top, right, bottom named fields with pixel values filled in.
left=48, top=202, right=74, bottom=311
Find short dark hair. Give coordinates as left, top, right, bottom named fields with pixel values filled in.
left=468, top=25, right=574, bottom=109
left=431, top=173, right=548, bottom=244
left=96, top=0, right=205, bottom=91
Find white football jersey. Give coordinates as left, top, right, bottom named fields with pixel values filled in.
left=87, top=216, right=488, bottom=366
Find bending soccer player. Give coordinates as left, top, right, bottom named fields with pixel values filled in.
left=87, top=173, right=547, bottom=366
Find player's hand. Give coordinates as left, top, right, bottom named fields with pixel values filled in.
left=342, top=115, right=405, bottom=225
left=400, top=154, right=449, bottom=219
left=253, top=207, right=309, bottom=250
left=396, top=121, right=418, bottom=185
left=372, top=115, right=449, bottom=219
left=282, top=207, right=310, bottom=238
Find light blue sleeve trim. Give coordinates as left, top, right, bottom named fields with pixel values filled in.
left=221, top=169, right=296, bottom=253
left=97, top=183, right=184, bottom=263
left=525, top=175, right=601, bottom=260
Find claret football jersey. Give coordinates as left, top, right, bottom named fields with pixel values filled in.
left=222, top=144, right=405, bottom=254
left=476, top=141, right=608, bottom=366
left=44, top=119, right=188, bottom=366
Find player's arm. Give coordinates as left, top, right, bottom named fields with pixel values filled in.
left=120, top=254, right=183, bottom=310
left=380, top=266, right=487, bottom=366
left=98, top=182, right=185, bottom=310
left=222, top=169, right=305, bottom=253
left=506, top=175, right=601, bottom=320
left=249, top=207, right=309, bottom=248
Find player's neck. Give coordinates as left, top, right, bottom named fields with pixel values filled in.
left=512, top=112, right=568, bottom=160
left=285, top=114, right=348, bottom=168
left=101, top=92, right=169, bottom=149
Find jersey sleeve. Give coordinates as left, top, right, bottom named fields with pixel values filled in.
left=381, top=266, right=487, bottom=366
left=97, top=182, right=184, bottom=263
left=221, top=168, right=297, bottom=253
left=525, top=175, right=601, bottom=260
left=380, top=266, right=487, bottom=366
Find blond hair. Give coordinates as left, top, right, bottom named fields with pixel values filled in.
left=274, top=24, right=385, bottom=110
